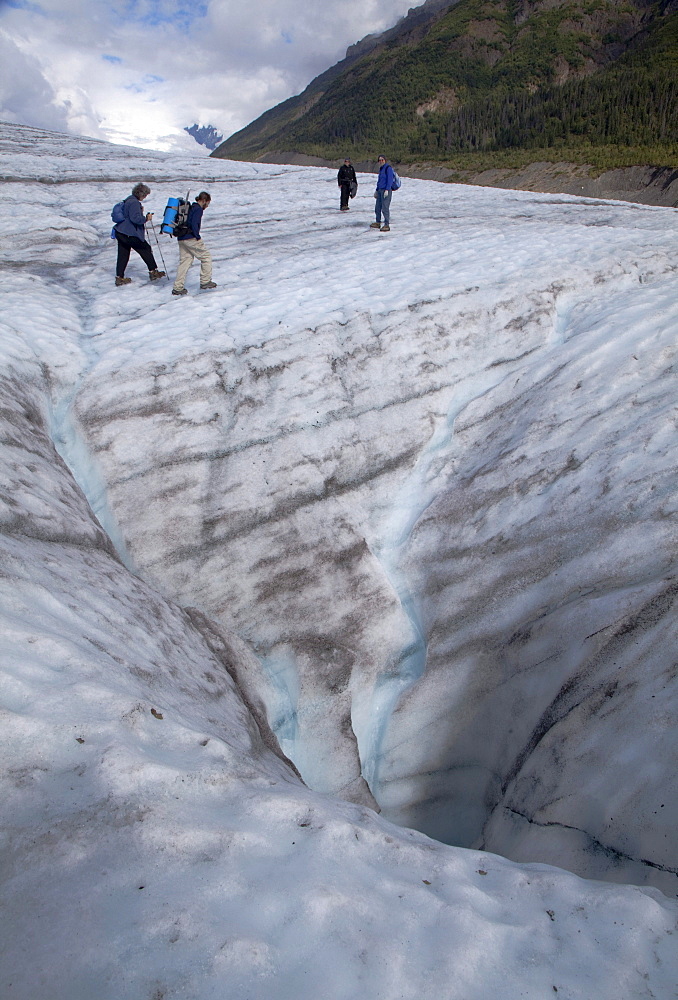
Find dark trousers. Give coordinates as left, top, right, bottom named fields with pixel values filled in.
left=339, top=183, right=351, bottom=209
left=115, top=232, right=157, bottom=276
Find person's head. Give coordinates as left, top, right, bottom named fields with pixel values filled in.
left=196, top=191, right=211, bottom=209
left=344, top=158, right=351, bottom=164
left=132, top=182, right=151, bottom=200
left=377, top=155, right=387, bottom=166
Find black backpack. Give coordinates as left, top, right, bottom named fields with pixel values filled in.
left=172, top=199, right=192, bottom=238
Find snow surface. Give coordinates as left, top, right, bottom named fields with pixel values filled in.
left=1, top=121, right=677, bottom=999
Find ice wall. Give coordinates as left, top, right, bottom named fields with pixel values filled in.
left=388, top=281, right=678, bottom=895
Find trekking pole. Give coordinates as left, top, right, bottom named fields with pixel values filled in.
left=149, top=218, right=170, bottom=279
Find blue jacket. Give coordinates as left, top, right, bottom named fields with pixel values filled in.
left=179, top=202, right=203, bottom=241
left=115, top=195, right=148, bottom=239
left=376, top=163, right=396, bottom=191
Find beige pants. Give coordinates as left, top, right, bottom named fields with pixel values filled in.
left=173, top=238, right=212, bottom=290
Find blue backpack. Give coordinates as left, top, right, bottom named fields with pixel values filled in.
left=391, top=169, right=402, bottom=191
left=111, top=200, right=126, bottom=223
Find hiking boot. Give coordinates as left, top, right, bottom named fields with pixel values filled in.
left=340, top=206, right=349, bottom=211
left=380, top=225, right=390, bottom=232
left=149, top=269, right=166, bottom=281
left=200, top=281, right=217, bottom=290
left=115, top=276, right=132, bottom=286
left=172, top=288, right=188, bottom=296
left=370, top=222, right=381, bottom=229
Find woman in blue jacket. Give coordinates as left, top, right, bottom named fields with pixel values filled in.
left=113, top=183, right=165, bottom=286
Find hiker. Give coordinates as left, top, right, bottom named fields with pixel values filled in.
left=371, top=155, right=396, bottom=232
left=113, top=183, right=165, bottom=286
left=172, top=191, right=216, bottom=296
left=337, top=158, right=357, bottom=211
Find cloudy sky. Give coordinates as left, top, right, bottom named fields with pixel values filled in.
left=0, top=0, right=416, bottom=152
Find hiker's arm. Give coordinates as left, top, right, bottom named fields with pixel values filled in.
left=189, top=205, right=202, bottom=240
left=127, top=198, right=147, bottom=227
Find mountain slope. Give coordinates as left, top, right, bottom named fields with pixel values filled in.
left=212, top=0, right=457, bottom=160
left=213, top=0, right=677, bottom=169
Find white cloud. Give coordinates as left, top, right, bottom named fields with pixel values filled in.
left=0, top=29, right=72, bottom=132
left=0, top=0, right=416, bottom=151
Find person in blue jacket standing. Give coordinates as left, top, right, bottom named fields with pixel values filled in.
left=113, top=183, right=165, bottom=286
left=172, top=191, right=217, bottom=296
left=370, top=155, right=395, bottom=232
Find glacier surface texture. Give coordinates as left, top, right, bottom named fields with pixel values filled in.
left=0, top=121, right=677, bottom=999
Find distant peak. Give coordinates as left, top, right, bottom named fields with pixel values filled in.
left=185, top=123, right=224, bottom=151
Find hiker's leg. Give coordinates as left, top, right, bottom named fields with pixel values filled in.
left=382, top=190, right=391, bottom=226
left=128, top=235, right=157, bottom=271
left=115, top=233, right=131, bottom=277
left=340, top=183, right=350, bottom=208
left=192, top=241, right=213, bottom=285
left=173, top=240, right=194, bottom=291
left=375, top=190, right=383, bottom=223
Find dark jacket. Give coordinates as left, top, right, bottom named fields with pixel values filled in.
left=114, top=194, right=148, bottom=239
left=338, top=164, right=357, bottom=185
left=376, top=162, right=396, bottom=191
left=178, top=202, right=203, bottom=241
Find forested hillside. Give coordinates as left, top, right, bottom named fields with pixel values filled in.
left=213, top=0, right=677, bottom=171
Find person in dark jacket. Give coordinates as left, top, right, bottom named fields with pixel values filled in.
left=337, top=158, right=357, bottom=211
left=113, top=183, right=165, bottom=286
left=370, top=155, right=396, bottom=232
left=172, top=191, right=216, bottom=296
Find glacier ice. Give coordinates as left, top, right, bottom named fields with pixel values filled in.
left=0, top=121, right=677, bottom=999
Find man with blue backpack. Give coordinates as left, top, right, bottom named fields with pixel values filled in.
left=171, top=191, right=217, bottom=296
left=112, top=183, right=165, bottom=286
left=370, top=155, right=400, bottom=233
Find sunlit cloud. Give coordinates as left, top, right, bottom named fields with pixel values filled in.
left=0, top=0, right=415, bottom=151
